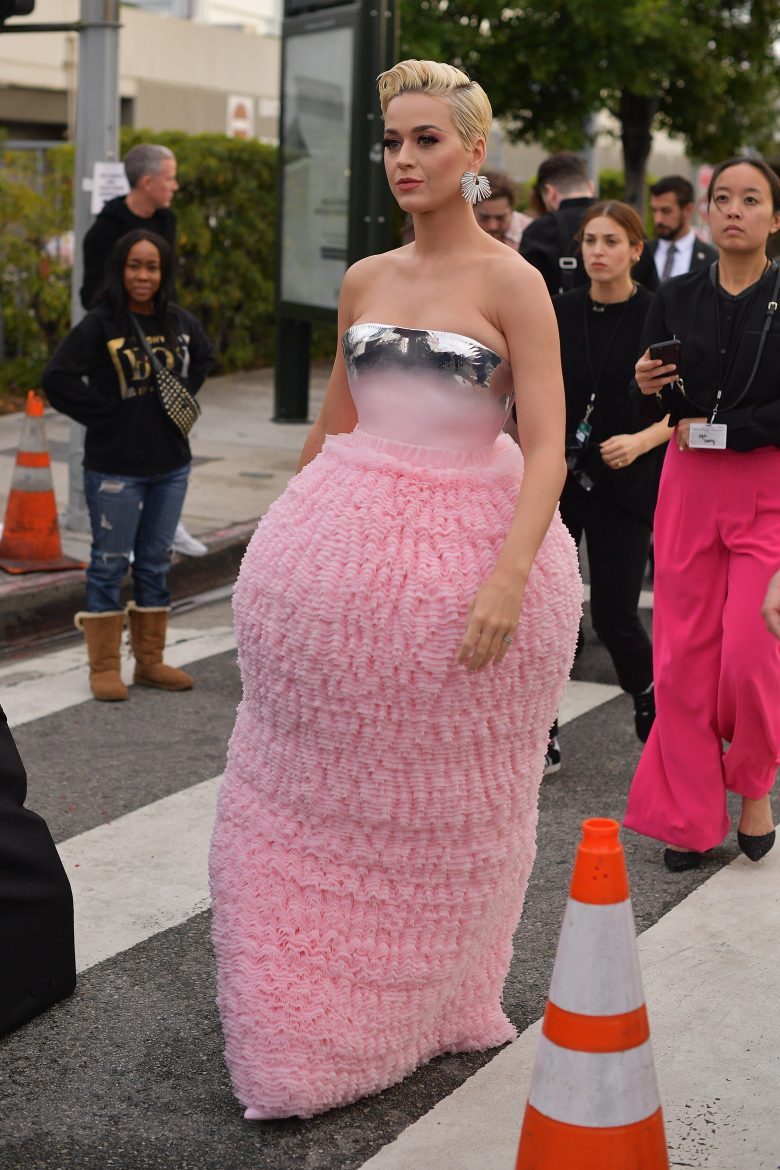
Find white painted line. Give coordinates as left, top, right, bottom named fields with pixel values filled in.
left=58, top=775, right=221, bottom=973
left=558, top=679, right=622, bottom=725
left=357, top=844, right=780, bottom=1170
left=1, top=636, right=618, bottom=733
left=0, top=625, right=236, bottom=728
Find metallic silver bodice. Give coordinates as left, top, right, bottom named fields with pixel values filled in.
left=342, top=323, right=514, bottom=451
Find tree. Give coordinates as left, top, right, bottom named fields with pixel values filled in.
left=400, top=0, right=780, bottom=207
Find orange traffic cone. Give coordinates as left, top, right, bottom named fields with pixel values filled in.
left=0, top=391, right=85, bottom=574
left=516, top=817, right=669, bottom=1170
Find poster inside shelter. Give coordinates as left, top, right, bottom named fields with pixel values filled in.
left=280, top=23, right=353, bottom=311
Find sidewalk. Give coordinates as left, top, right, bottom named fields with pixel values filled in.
left=0, top=365, right=328, bottom=648
left=360, top=843, right=780, bottom=1170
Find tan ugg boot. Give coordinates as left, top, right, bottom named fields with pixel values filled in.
left=127, top=603, right=193, bottom=691
left=74, top=611, right=129, bottom=702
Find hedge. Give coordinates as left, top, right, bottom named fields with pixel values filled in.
left=0, top=131, right=280, bottom=401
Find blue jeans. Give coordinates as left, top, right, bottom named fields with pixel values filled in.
left=83, top=465, right=190, bottom=612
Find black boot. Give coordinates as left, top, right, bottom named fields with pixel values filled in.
left=633, top=686, right=655, bottom=743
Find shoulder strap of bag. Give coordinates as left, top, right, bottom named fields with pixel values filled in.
left=130, top=313, right=164, bottom=374
left=705, top=261, right=780, bottom=416
left=739, top=261, right=780, bottom=405
left=552, top=210, right=580, bottom=294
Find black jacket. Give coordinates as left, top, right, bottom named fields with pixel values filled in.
left=80, top=196, right=177, bottom=309
left=520, top=197, right=595, bottom=296
left=633, top=238, right=718, bottom=293
left=554, top=284, right=664, bottom=523
left=0, top=704, right=76, bottom=1036
left=43, top=302, right=213, bottom=476
left=635, top=262, right=780, bottom=450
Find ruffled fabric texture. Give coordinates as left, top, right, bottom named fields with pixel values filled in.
left=209, top=429, right=581, bottom=1119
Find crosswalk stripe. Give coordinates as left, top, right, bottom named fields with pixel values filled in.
left=0, top=626, right=236, bottom=728
left=0, top=629, right=619, bottom=732
left=59, top=775, right=222, bottom=973
left=559, top=679, right=621, bottom=723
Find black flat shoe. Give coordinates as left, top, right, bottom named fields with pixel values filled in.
left=737, top=829, right=776, bottom=862
left=663, top=848, right=702, bottom=872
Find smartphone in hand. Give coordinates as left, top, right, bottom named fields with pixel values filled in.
left=648, top=339, right=681, bottom=371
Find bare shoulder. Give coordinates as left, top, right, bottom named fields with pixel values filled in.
left=344, top=247, right=409, bottom=290
left=487, top=247, right=548, bottom=299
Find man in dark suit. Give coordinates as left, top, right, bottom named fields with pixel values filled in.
left=647, top=175, right=718, bottom=282
left=519, top=152, right=595, bottom=296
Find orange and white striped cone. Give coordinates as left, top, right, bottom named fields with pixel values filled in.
left=516, top=817, right=669, bottom=1170
left=0, top=391, right=85, bottom=574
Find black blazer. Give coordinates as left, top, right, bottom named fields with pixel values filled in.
left=633, top=236, right=718, bottom=293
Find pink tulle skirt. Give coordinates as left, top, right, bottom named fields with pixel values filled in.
left=209, top=429, right=581, bottom=1118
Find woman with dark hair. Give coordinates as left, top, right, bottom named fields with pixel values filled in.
left=43, top=229, right=213, bottom=701
left=625, top=157, right=780, bottom=870
left=546, top=201, right=668, bottom=770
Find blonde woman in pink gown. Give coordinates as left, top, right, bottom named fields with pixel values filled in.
left=209, top=59, right=582, bottom=1120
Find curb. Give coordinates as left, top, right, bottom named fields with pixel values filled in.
left=0, top=520, right=255, bottom=652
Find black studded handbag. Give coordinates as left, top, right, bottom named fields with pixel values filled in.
left=131, top=314, right=201, bottom=438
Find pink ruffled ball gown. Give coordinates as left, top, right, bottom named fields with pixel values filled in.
left=209, top=323, right=581, bottom=1118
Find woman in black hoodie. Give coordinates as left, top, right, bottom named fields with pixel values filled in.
left=44, top=229, right=213, bottom=701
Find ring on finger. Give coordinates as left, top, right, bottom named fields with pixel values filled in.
left=501, top=633, right=513, bottom=645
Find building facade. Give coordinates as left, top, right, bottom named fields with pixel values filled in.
left=0, top=0, right=281, bottom=143
left=130, top=0, right=281, bottom=37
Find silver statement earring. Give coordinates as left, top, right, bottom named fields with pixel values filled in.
left=460, top=171, right=492, bottom=204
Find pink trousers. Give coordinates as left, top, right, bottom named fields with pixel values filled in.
left=624, top=442, right=780, bottom=851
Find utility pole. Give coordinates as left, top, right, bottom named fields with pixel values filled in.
left=65, top=0, right=121, bottom=531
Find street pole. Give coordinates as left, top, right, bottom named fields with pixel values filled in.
left=65, top=0, right=120, bottom=532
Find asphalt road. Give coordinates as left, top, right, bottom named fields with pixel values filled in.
left=0, top=594, right=748, bottom=1170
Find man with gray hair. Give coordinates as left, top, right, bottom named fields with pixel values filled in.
left=80, top=143, right=178, bottom=309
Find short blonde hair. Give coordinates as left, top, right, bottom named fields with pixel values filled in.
left=377, top=59, right=492, bottom=149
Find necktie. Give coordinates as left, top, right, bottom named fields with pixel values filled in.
left=661, top=242, right=678, bottom=281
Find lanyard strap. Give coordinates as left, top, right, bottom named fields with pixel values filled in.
left=703, top=261, right=780, bottom=421
left=582, top=291, right=633, bottom=421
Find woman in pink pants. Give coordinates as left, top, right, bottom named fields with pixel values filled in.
left=624, top=157, right=780, bottom=871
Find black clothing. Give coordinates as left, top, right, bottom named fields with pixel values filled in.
left=559, top=488, right=653, bottom=695
left=43, top=302, right=213, bottom=477
left=635, top=237, right=718, bottom=294
left=554, top=284, right=662, bottom=525
left=81, top=195, right=177, bottom=310
left=0, top=705, right=76, bottom=1035
left=636, top=262, right=780, bottom=450
left=520, top=197, right=595, bottom=296
left=555, top=283, right=658, bottom=697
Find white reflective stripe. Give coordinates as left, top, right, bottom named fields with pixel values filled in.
left=549, top=898, right=645, bottom=1015
left=11, top=465, right=55, bottom=492
left=19, top=419, right=48, bottom=453
left=529, top=1035, right=660, bottom=1128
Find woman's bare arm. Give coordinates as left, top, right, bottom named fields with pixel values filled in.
left=459, top=259, right=571, bottom=670
left=599, top=416, right=671, bottom=469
